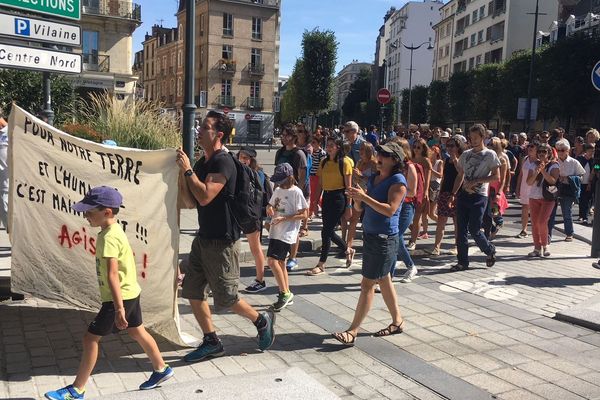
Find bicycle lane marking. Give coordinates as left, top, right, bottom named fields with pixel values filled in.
left=439, top=272, right=520, bottom=302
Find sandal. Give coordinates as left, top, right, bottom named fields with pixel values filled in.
left=373, top=321, right=405, bottom=337
left=306, top=265, right=325, bottom=276
left=345, top=248, right=356, bottom=268
left=299, top=227, right=309, bottom=237
left=332, top=330, right=356, bottom=346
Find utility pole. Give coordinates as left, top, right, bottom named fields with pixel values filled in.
left=182, top=0, right=196, bottom=161
left=525, top=0, right=546, bottom=134
left=402, top=40, right=433, bottom=128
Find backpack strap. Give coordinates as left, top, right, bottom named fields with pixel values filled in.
left=338, top=156, right=346, bottom=188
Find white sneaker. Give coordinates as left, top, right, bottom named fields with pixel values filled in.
left=406, top=241, right=416, bottom=251
left=401, top=267, right=418, bottom=283
left=528, top=249, right=541, bottom=257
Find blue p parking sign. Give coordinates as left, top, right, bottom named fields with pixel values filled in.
left=593, top=60, right=600, bottom=92
left=14, top=18, right=30, bottom=36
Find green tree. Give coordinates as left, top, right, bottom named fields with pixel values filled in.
left=301, top=29, right=338, bottom=114
left=341, top=68, right=371, bottom=125
left=0, top=69, right=74, bottom=124
left=472, top=64, right=502, bottom=124
left=280, top=58, right=305, bottom=123
left=400, top=85, right=428, bottom=125
left=498, top=51, right=532, bottom=122
left=448, top=71, right=473, bottom=125
left=428, top=80, right=450, bottom=127
left=537, top=34, right=600, bottom=123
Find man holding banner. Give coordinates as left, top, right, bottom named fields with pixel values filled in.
left=176, top=111, right=275, bottom=362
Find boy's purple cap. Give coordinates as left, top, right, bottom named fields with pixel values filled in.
left=72, top=186, right=123, bottom=212
left=271, top=163, right=293, bottom=184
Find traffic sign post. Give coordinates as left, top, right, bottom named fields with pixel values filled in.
left=592, top=60, right=600, bottom=92
left=0, top=12, right=81, bottom=46
left=377, top=88, right=391, bottom=105
left=0, top=0, right=81, bottom=20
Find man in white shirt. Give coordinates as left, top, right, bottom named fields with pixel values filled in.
left=548, top=139, right=586, bottom=242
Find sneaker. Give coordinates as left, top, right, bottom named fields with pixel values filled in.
left=517, top=230, right=528, bottom=238
left=593, top=261, right=600, bottom=270
left=45, top=385, right=84, bottom=400
left=374, top=284, right=382, bottom=293
left=565, top=236, right=573, bottom=242
left=429, top=247, right=441, bottom=256
left=542, top=247, right=551, bottom=258
left=286, top=258, right=298, bottom=271
left=272, top=292, right=294, bottom=312
left=257, top=310, right=276, bottom=350
left=139, top=365, right=174, bottom=390
left=183, top=340, right=225, bottom=363
left=406, top=241, right=416, bottom=251
left=528, top=249, right=541, bottom=257
left=401, top=267, right=418, bottom=283
left=244, top=280, right=267, bottom=293
left=450, top=264, right=468, bottom=271
left=582, top=219, right=589, bottom=225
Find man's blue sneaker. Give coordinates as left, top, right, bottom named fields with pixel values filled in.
left=286, top=258, right=298, bottom=271
left=45, top=385, right=84, bottom=400
left=139, top=365, right=174, bottom=390
left=257, top=310, right=276, bottom=350
left=183, top=340, right=225, bottom=362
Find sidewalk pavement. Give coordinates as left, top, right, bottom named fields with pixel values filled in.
left=2, top=204, right=600, bottom=400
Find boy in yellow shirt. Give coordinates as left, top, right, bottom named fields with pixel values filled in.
left=45, top=186, right=173, bottom=400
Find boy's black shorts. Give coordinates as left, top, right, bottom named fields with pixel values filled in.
left=88, top=295, right=143, bottom=336
left=267, top=239, right=291, bottom=261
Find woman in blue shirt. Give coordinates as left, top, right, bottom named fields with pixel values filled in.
left=332, top=142, right=407, bottom=345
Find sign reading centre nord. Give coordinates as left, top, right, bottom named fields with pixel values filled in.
left=0, top=43, right=81, bottom=73
left=0, top=12, right=81, bottom=46
left=0, top=0, right=81, bottom=21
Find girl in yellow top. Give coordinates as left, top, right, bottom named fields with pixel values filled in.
left=307, top=137, right=353, bottom=275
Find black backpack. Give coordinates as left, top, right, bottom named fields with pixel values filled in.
left=261, top=172, right=273, bottom=218
left=228, top=153, right=264, bottom=232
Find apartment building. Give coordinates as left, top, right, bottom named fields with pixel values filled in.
left=450, top=0, right=557, bottom=74
left=70, top=0, right=142, bottom=101
left=385, top=1, right=442, bottom=120
left=139, top=25, right=184, bottom=114
left=370, top=7, right=397, bottom=100
left=334, top=61, right=372, bottom=112
left=432, top=1, right=457, bottom=81
left=537, top=0, right=600, bottom=45
left=173, top=0, right=280, bottom=142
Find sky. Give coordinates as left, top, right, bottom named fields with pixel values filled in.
left=132, top=0, right=409, bottom=76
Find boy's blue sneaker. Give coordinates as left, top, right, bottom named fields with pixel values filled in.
left=45, top=385, right=84, bottom=400
left=183, top=340, right=225, bottom=363
left=139, top=365, right=174, bottom=390
left=257, top=310, right=276, bottom=350
left=286, top=258, right=298, bottom=271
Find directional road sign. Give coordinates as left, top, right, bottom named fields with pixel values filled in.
left=0, top=12, right=81, bottom=46
left=0, top=43, right=81, bottom=74
left=592, top=60, right=600, bottom=92
left=0, top=0, right=81, bottom=20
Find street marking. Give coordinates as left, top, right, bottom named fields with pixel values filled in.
left=439, top=272, right=519, bottom=301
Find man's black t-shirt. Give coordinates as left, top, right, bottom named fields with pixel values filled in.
left=193, top=150, right=240, bottom=241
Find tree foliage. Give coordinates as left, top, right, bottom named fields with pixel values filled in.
left=400, top=85, right=428, bottom=125
left=498, top=51, right=531, bottom=122
left=301, top=29, right=338, bottom=114
left=448, top=71, right=473, bottom=124
left=0, top=69, right=74, bottom=124
left=472, top=64, right=502, bottom=123
left=280, top=58, right=305, bottom=123
left=341, top=68, right=371, bottom=125
left=427, top=80, right=450, bottom=127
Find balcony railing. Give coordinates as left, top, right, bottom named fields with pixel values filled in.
left=83, top=0, right=142, bottom=22
left=82, top=53, right=110, bottom=72
left=216, top=95, right=235, bottom=107
left=247, top=63, right=265, bottom=76
left=218, top=61, right=236, bottom=74
left=246, top=97, right=263, bottom=110
left=237, top=0, right=280, bottom=7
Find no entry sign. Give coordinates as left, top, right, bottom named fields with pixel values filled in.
left=377, top=88, right=391, bottom=105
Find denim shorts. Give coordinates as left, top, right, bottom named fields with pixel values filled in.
left=362, top=233, right=400, bottom=280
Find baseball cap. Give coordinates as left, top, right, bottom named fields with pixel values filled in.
left=376, top=142, right=405, bottom=161
left=271, top=163, right=294, bottom=184
left=72, top=186, right=123, bottom=212
left=238, top=146, right=257, bottom=158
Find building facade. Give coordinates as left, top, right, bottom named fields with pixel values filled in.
left=537, top=0, right=600, bottom=45
left=448, top=0, right=557, bottom=74
left=385, top=1, right=443, bottom=121
left=70, top=0, right=142, bottom=101
left=432, top=0, right=457, bottom=81
left=176, top=0, right=281, bottom=143
left=334, top=61, right=372, bottom=113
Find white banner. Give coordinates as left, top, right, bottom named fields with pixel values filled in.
left=8, top=106, right=187, bottom=345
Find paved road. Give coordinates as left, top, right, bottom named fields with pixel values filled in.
left=1, top=148, right=599, bottom=399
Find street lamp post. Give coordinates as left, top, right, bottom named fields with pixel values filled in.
left=402, top=40, right=433, bottom=128
left=525, top=0, right=546, bottom=134
left=182, top=0, right=196, bottom=161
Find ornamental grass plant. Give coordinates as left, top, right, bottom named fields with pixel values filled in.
left=70, top=93, right=181, bottom=150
